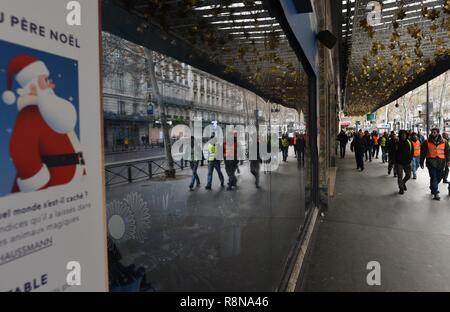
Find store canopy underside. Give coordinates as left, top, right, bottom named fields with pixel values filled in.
left=102, top=0, right=309, bottom=112
left=343, top=0, right=450, bottom=116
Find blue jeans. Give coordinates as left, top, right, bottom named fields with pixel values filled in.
left=428, top=166, right=444, bottom=195
left=411, top=156, right=420, bottom=178
left=189, top=161, right=200, bottom=188
left=206, top=160, right=224, bottom=187
left=282, top=147, right=289, bottom=161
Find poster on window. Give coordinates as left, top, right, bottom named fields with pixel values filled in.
left=0, top=0, right=107, bottom=291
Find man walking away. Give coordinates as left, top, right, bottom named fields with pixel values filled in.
left=410, top=133, right=421, bottom=179
left=420, top=128, right=450, bottom=200
left=394, top=130, right=413, bottom=195
left=387, top=132, right=398, bottom=177
left=350, top=131, right=366, bottom=171
left=205, top=133, right=225, bottom=190
left=372, top=131, right=380, bottom=159
left=380, top=132, right=388, bottom=163
left=337, top=130, right=349, bottom=159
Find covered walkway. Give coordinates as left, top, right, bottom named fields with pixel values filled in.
left=302, top=147, right=450, bottom=291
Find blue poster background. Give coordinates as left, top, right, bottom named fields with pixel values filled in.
left=0, top=39, right=79, bottom=197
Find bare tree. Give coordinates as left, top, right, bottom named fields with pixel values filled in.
left=438, top=72, right=449, bottom=131
left=146, top=49, right=175, bottom=178
left=103, top=33, right=186, bottom=177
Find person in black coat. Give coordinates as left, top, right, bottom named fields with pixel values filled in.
left=350, top=131, right=367, bottom=171
left=337, top=130, right=349, bottom=158
left=295, top=133, right=306, bottom=168
left=387, top=132, right=398, bottom=177
left=394, top=130, right=414, bottom=194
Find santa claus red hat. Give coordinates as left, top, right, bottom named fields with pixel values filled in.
left=2, top=55, right=49, bottom=105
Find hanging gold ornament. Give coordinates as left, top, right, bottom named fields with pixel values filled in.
left=390, top=31, right=401, bottom=43
left=444, top=0, right=450, bottom=14
left=430, top=23, right=439, bottom=33
left=397, top=8, right=407, bottom=20
left=407, top=24, right=422, bottom=40
left=427, top=9, right=440, bottom=21
left=414, top=47, right=424, bottom=58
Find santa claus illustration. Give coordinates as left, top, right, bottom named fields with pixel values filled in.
left=2, top=54, right=86, bottom=193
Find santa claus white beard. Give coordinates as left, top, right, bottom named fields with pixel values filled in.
left=37, top=88, right=77, bottom=134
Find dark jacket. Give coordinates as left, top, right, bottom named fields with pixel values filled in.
left=387, top=137, right=397, bottom=161
left=350, top=135, right=366, bottom=154
left=394, top=139, right=413, bottom=165
left=337, top=132, right=348, bottom=146
left=363, top=135, right=371, bottom=150
left=295, top=136, right=306, bottom=152
left=420, top=134, right=450, bottom=169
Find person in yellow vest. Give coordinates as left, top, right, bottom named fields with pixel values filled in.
left=420, top=128, right=450, bottom=200
left=410, top=133, right=421, bottom=179
left=394, top=130, right=414, bottom=195
left=281, top=134, right=290, bottom=162
left=380, top=132, right=389, bottom=163
left=205, top=133, right=224, bottom=190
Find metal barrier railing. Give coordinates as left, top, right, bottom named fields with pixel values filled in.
left=105, top=155, right=193, bottom=187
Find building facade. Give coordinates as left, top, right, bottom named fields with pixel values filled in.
left=102, top=36, right=260, bottom=152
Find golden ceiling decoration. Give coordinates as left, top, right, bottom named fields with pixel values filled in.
left=344, top=0, right=450, bottom=116
left=118, top=0, right=308, bottom=111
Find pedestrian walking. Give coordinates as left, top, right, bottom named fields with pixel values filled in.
left=387, top=132, right=398, bottom=177
left=442, top=132, right=449, bottom=183
left=394, top=130, right=413, bottom=195
left=363, top=131, right=372, bottom=162
left=350, top=131, right=366, bottom=171
left=420, top=128, right=450, bottom=200
left=337, top=130, right=349, bottom=158
left=250, top=137, right=262, bottom=188
left=410, top=133, right=421, bottom=179
left=224, top=134, right=238, bottom=191
left=380, top=132, right=388, bottom=163
left=189, top=136, right=201, bottom=190
left=281, top=134, right=290, bottom=162
left=296, top=133, right=306, bottom=168
left=205, top=133, right=224, bottom=190
left=371, top=131, right=380, bottom=159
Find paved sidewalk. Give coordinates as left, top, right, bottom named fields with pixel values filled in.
left=302, top=149, right=450, bottom=291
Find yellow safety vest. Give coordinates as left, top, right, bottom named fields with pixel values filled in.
left=208, top=143, right=216, bottom=161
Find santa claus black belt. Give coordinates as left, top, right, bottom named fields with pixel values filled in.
left=42, top=152, right=85, bottom=168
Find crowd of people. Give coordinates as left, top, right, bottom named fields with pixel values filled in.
left=188, top=132, right=307, bottom=191
left=337, top=128, right=450, bottom=200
